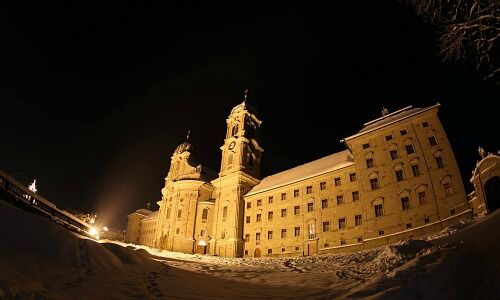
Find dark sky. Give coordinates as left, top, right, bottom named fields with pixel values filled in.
left=1, top=1, right=498, bottom=230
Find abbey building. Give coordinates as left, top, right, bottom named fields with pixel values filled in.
left=125, top=94, right=470, bottom=257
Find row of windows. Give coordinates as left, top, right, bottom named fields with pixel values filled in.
left=247, top=175, right=358, bottom=207
left=248, top=191, right=360, bottom=211
left=362, top=121, right=432, bottom=150
left=245, top=194, right=361, bottom=223
left=245, top=215, right=364, bottom=243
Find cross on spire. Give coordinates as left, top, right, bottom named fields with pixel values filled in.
left=186, top=130, right=191, bottom=141
left=244, top=89, right=248, bottom=102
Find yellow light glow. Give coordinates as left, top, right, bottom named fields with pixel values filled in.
left=89, top=227, right=98, bottom=236
left=103, top=226, right=109, bottom=232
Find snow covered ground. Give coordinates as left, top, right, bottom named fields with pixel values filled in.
left=1, top=200, right=499, bottom=299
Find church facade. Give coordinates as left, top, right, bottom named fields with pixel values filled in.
left=125, top=96, right=470, bottom=258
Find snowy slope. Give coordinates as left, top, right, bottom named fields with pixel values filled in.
left=1, top=199, right=499, bottom=300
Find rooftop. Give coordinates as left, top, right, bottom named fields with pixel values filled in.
left=246, top=150, right=354, bottom=196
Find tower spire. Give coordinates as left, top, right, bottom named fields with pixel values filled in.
left=244, top=89, right=248, bottom=103
left=186, top=129, right=191, bottom=141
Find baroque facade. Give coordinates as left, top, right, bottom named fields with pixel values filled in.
left=125, top=96, right=471, bottom=258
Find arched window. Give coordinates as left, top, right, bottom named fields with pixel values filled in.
left=441, top=176, right=454, bottom=196
left=177, top=209, right=182, bottom=218
left=434, top=151, right=445, bottom=169
left=394, top=163, right=405, bottom=182
left=388, top=144, right=399, bottom=160
left=166, top=207, right=171, bottom=219
left=365, top=152, right=375, bottom=169
left=410, top=158, right=421, bottom=177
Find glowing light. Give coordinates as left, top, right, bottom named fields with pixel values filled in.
left=89, top=227, right=98, bottom=236
left=103, top=226, right=109, bottom=232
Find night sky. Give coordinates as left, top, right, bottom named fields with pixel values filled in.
left=2, top=1, right=498, bottom=230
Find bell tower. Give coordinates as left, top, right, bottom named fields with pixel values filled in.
left=220, top=89, right=263, bottom=178
left=210, top=89, right=264, bottom=257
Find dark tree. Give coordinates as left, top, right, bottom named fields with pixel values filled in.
left=407, top=0, right=500, bottom=84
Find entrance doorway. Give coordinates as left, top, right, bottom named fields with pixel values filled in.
left=485, top=176, right=500, bottom=213
left=196, top=240, right=207, bottom=254
left=307, top=242, right=317, bottom=256
left=254, top=248, right=261, bottom=257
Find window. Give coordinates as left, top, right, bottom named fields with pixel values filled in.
left=257, top=199, right=262, bottom=206
left=282, top=248, right=286, bottom=252
left=268, top=231, right=273, bottom=240
left=362, top=143, right=370, bottom=149
left=444, top=182, right=453, bottom=196
left=324, top=243, right=330, bottom=248
left=245, top=234, right=250, bottom=242
left=281, top=193, right=286, bottom=200
left=370, top=178, right=380, bottom=190
left=294, top=205, right=300, bottom=215
left=418, top=191, right=428, bottom=204
left=268, top=211, right=273, bottom=220
left=281, top=209, right=287, bottom=217
left=268, top=249, right=272, bottom=254
left=385, top=135, right=393, bottom=141
left=450, top=208, right=456, bottom=215
left=177, top=209, right=182, bottom=218
left=425, top=217, right=430, bottom=224
left=307, top=202, right=314, bottom=212
left=400, top=129, right=408, bottom=136
left=350, top=173, right=357, bottom=182
left=246, top=216, right=250, bottom=223
left=176, top=228, right=180, bottom=234
left=255, top=233, right=260, bottom=245
left=357, top=237, right=363, bottom=243
left=436, top=155, right=445, bottom=169
left=406, top=223, right=412, bottom=229
left=295, top=227, right=301, bottom=237
left=320, top=182, right=326, bottom=190
left=355, top=214, right=362, bottom=226
left=223, top=206, right=228, bottom=219
left=202, top=209, right=208, bottom=223
left=338, top=218, right=346, bottom=229
left=334, top=177, right=342, bottom=186
left=340, top=240, right=346, bottom=245
left=308, top=223, right=316, bottom=239
left=268, top=196, right=274, bottom=204
left=422, top=121, right=429, bottom=127
left=336, top=195, right=344, bottom=205
left=306, top=186, right=313, bottom=194
left=321, top=199, right=329, bottom=209
left=295, top=246, right=300, bottom=251
left=247, top=202, right=251, bottom=209
left=379, top=230, right=385, bottom=236
left=245, top=250, right=248, bottom=255
left=366, top=158, right=375, bottom=168
left=375, top=204, right=384, bottom=217
left=395, top=169, right=405, bottom=182
left=429, top=136, right=438, bottom=146
left=281, top=229, right=287, bottom=238
left=390, top=150, right=399, bottom=160
left=294, top=189, right=299, bottom=197
left=256, top=214, right=261, bottom=222
left=323, top=221, right=330, bottom=232
left=352, top=191, right=360, bottom=202
left=412, top=164, right=421, bottom=176
left=406, top=144, right=415, bottom=154
left=401, top=196, right=410, bottom=210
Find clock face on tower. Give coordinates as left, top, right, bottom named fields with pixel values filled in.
left=228, top=141, right=236, bottom=150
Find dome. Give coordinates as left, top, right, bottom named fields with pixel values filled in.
left=174, top=142, right=192, bottom=154
left=230, top=100, right=258, bottom=115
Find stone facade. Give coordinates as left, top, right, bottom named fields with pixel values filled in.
left=126, top=99, right=470, bottom=258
